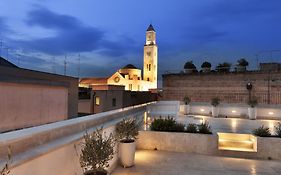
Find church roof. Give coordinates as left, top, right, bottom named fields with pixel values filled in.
left=147, top=24, right=155, bottom=32
left=122, top=64, right=138, bottom=69
left=0, top=56, right=18, bottom=68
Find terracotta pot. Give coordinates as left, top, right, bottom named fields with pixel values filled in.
left=84, top=170, right=107, bottom=175
left=119, top=141, right=136, bottom=168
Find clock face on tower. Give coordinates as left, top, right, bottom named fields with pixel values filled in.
left=114, top=76, right=120, bottom=83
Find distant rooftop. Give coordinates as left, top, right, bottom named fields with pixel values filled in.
left=0, top=56, right=18, bottom=68
left=122, top=64, right=138, bottom=69
left=147, top=24, right=155, bottom=32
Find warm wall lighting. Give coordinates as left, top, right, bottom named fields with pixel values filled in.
left=231, top=110, right=237, bottom=113
left=268, top=112, right=274, bottom=115
left=200, top=109, right=205, bottom=112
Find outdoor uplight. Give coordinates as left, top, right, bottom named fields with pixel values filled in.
left=268, top=112, right=274, bottom=115
left=200, top=109, right=205, bottom=112
left=232, top=110, right=237, bottom=113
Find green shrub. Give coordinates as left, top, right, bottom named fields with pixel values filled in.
left=198, top=122, right=212, bottom=134
left=150, top=117, right=184, bottom=132
left=252, top=125, right=271, bottom=137
left=115, top=118, right=140, bottom=143
left=274, top=123, right=281, bottom=137
left=80, top=128, right=115, bottom=174
left=185, top=123, right=198, bottom=133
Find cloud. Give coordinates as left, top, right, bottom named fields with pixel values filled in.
left=14, top=7, right=139, bottom=57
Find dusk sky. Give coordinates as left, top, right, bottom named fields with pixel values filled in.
left=0, top=0, right=281, bottom=81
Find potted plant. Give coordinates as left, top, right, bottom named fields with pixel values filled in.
left=1, top=147, right=12, bottom=175
left=211, top=97, right=220, bottom=117
left=80, top=128, right=115, bottom=175
left=201, top=61, right=211, bottom=73
left=248, top=98, right=258, bottom=120
left=116, top=118, right=140, bottom=168
left=183, top=96, right=191, bottom=115
left=184, top=61, right=197, bottom=73
left=236, top=58, right=249, bottom=72
left=216, top=62, right=231, bottom=73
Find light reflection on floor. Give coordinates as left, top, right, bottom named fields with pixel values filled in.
left=143, top=114, right=281, bottom=134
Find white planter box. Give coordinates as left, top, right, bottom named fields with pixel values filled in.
left=212, top=106, right=219, bottom=117
left=119, top=141, right=136, bottom=168
left=183, top=105, right=190, bottom=115
left=248, top=107, right=257, bottom=120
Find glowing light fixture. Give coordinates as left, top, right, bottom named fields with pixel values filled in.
left=200, top=109, right=205, bottom=112
left=231, top=110, right=237, bottom=113
left=268, top=112, right=274, bottom=115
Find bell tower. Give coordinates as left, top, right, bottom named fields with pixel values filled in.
left=143, top=24, right=158, bottom=89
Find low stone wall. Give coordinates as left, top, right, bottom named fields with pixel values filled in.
left=0, top=104, right=148, bottom=175
left=137, top=131, right=218, bottom=155
left=137, top=131, right=281, bottom=160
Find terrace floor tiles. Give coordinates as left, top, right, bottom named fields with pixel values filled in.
left=112, top=150, right=281, bottom=175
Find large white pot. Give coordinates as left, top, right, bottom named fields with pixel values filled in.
left=248, top=107, right=257, bottom=120
left=183, top=105, right=190, bottom=115
left=212, top=106, right=219, bottom=117
left=119, top=141, right=136, bottom=168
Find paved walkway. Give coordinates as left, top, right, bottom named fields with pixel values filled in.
left=112, top=150, right=281, bottom=175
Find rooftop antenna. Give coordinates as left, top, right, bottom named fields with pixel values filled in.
left=64, top=54, right=67, bottom=76
left=77, top=53, right=80, bottom=78
left=0, top=39, right=2, bottom=57
left=16, top=53, right=21, bottom=66
left=52, top=56, right=56, bottom=74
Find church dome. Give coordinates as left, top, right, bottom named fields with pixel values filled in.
left=122, top=64, right=138, bottom=69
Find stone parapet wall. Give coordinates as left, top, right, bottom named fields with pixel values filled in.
left=162, top=71, right=281, bottom=104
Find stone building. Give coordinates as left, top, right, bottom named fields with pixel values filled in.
left=162, top=67, right=281, bottom=105
left=79, top=24, right=158, bottom=91
left=78, top=85, right=157, bottom=114
left=0, top=57, right=78, bottom=132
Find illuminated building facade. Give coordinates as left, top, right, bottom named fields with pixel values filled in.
left=80, top=24, right=158, bottom=91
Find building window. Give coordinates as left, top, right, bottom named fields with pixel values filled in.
left=147, top=78, right=150, bottom=81
left=148, top=64, right=151, bottom=71
left=95, top=96, right=100, bottom=105
left=112, top=98, right=116, bottom=107
left=129, top=84, right=132, bottom=90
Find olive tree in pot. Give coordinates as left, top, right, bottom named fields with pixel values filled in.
left=236, top=58, right=249, bottom=72
left=184, top=61, right=197, bottom=73
left=116, top=118, right=140, bottom=168
left=80, top=128, right=115, bottom=175
left=201, top=61, right=212, bottom=73
left=248, top=98, right=258, bottom=120
left=183, top=96, right=191, bottom=115
left=211, top=97, right=220, bottom=117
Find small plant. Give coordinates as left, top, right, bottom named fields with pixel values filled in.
left=201, top=62, right=211, bottom=68
left=211, top=97, right=220, bottom=107
left=274, top=123, right=281, bottom=137
left=185, top=123, right=198, bottom=133
left=237, top=58, right=249, bottom=67
left=1, top=147, right=12, bottom=175
left=253, top=125, right=271, bottom=137
left=150, top=117, right=184, bottom=132
left=80, top=128, right=115, bottom=175
left=184, top=61, right=196, bottom=69
left=198, top=122, right=212, bottom=134
left=183, top=96, right=191, bottom=105
left=216, top=62, right=231, bottom=72
left=115, top=118, right=140, bottom=143
left=248, top=98, right=258, bottom=108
